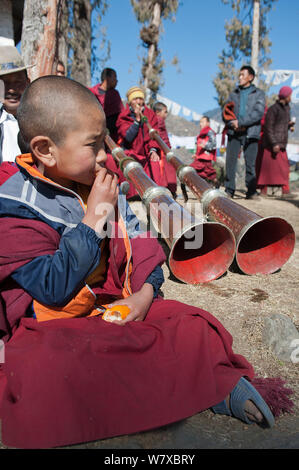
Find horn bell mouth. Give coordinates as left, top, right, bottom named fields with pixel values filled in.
left=169, top=222, right=236, bottom=284
left=236, top=217, right=295, bottom=275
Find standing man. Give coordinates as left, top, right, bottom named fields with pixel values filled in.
left=222, top=65, right=266, bottom=199
left=0, top=46, right=32, bottom=163
left=90, top=68, right=123, bottom=141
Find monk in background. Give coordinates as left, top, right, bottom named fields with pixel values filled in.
left=90, top=68, right=123, bottom=142
left=153, top=101, right=177, bottom=198
left=116, top=86, right=164, bottom=199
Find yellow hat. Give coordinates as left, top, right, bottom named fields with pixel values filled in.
left=126, top=86, right=145, bottom=103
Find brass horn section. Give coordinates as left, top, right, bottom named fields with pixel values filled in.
left=105, top=133, right=236, bottom=284
left=145, top=122, right=295, bottom=275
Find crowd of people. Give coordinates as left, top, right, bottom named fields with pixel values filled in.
left=0, top=45, right=294, bottom=449
left=0, top=48, right=296, bottom=201
left=222, top=65, right=296, bottom=200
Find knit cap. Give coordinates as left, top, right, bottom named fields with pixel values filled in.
left=126, top=86, right=145, bottom=103
left=278, top=86, right=292, bottom=99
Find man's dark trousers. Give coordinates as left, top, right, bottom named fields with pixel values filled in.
left=225, top=134, right=258, bottom=197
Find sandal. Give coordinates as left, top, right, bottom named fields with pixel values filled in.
left=211, top=377, right=275, bottom=428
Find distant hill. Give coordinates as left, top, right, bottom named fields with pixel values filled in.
left=165, top=114, right=199, bottom=137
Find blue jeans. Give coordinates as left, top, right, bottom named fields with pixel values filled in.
left=225, top=135, right=259, bottom=197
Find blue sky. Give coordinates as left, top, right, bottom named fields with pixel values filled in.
left=92, top=0, right=299, bottom=113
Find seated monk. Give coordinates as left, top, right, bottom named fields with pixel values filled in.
left=116, top=86, right=165, bottom=198
left=181, top=116, right=218, bottom=203
left=191, top=115, right=218, bottom=184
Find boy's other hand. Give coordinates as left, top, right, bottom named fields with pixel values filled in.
left=107, top=284, right=154, bottom=325
left=82, top=166, right=119, bottom=234
left=149, top=151, right=160, bottom=161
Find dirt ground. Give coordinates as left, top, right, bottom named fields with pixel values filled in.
left=69, top=184, right=299, bottom=450
left=1, top=184, right=298, bottom=450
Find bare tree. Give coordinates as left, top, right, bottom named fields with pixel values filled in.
left=214, top=0, right=278, bottom=107
left=21, top=0, right=59, bottom=80
left=131, top=0, right=179, bottom=98
left=21, top=0, right=109, bottom=85
left=251, top=0, right=260, bottom=75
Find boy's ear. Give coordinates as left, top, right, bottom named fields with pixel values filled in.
left=30, top=136, right=57, bottom=168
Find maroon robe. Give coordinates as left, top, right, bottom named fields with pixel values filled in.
left=256, top=108, right=290, bottom=192
left=190, top=127, right=217, bottom=182
left=116, top=105, right=166, bottom=198
left=156, top=115, right=177, bottom=195
left=89, top=84, right=124, bottom=141
left=89, top=83, right=123, bottom=117
left=256, top=147, right=290, bottom=188
left=0, top=198, right=255, bottom=448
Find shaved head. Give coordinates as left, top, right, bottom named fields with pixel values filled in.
left=17, top=75, right=104, bottom=146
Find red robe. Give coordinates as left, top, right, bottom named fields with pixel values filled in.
left=116, top=105, right=166, bottom=198
left=89, top=83, right=123, bottom=117
left=156, top=115, right=177, bottom=195
left=256, top=108, right=290, bottom=191
left=190, top=126, right=217, bottom=182
left=89, top=84, right=124, bottom=141
left=0, top=165, right=255, bottom=449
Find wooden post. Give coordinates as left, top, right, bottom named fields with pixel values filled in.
left=21, top=0, right=58, bottom=80
left=251, top=0, right=260, bottom=80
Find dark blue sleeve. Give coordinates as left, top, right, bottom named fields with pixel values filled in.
left=144, top=265, right=164, bottom=298
left=125, top=121, right=140, bottom=143
left=11, top=222, right=102, bottom=307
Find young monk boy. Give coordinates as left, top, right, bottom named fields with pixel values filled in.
left=0, top=76, right=275, bottom=448
left=191, top=116, right=218, bottom=185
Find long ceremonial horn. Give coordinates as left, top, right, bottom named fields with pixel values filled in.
left=143, top=119, right=296, bottom=275
left=105, top=133, right=236, bottom=284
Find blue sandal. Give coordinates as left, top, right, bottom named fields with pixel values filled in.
left=212, top=377, right=275, bottom=428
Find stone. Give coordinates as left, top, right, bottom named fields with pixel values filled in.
left=263, top=313, right=299, bottom=363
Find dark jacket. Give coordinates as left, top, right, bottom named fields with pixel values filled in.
left=223, top=85, right=266, bottom=140
left=262, top=100, right=291, bottom=150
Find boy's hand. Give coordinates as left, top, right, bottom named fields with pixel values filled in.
left=107, top=284, right=154, bottom=325
left=149, top=151, right=160, bottom=161
left=82, top=166, right=119, bottom=235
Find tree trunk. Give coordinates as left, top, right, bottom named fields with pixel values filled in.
left=70, top=0, right=92, bottom=86
left=21, top=0, right=59, bottom=81
left=56, top=0, right=69, bottom=75
left=251, top=0, right=260, bottom=77
left=144, top=1, right=161, bottom=90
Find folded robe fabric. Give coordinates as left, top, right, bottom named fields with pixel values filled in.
left=1, top=304, right=253, bottom=449
left=0, top=170, right=254, bottom=449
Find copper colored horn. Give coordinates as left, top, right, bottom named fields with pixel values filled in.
left=144, top=121, right=295, bottom=275
left=105, top=133, right=236, bottom=284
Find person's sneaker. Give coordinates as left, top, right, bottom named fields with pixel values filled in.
left=246, top=192, right=261, bottom=200
left=225, top=191, right=234, bottom=199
